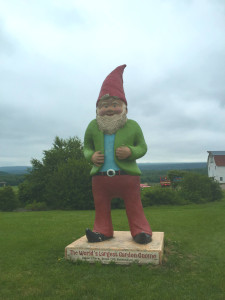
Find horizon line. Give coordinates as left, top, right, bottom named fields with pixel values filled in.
left=0, top=161, right=207, bottom=168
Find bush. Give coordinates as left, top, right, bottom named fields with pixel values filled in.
left=179, top=173, right=223, bottom=203
left=141, top=186, right=188, bottom=206
left=25, top=201, right=48, bottom=211
left=140, top=173, right=223, bottom=207
left=210, top=179, right=223, bottom=202
left=0, top=186, right=20, bottom=211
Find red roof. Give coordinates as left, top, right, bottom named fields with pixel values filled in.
left=214, top=156, right=225, bottom=166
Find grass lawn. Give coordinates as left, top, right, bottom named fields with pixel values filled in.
left=0, top=197, right=225, bottom=300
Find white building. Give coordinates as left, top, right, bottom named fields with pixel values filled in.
left=207, top=151, right=225, bottom=183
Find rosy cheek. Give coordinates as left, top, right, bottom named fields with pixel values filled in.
left=114, top=107, right=123, bottom=114
left=98, top=109, right=106, bottom=116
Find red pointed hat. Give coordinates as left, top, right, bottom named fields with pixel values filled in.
left=97, top=64, right=127, bottom=106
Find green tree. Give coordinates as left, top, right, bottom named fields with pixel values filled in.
left=179, top=173, right=223, bottom=203
left=0, top=186, right=19, bottom=211
left=18, top=136, right=93, bottom=210
left=168, top=170, right=185, bottom=188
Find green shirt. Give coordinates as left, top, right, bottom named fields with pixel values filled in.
left=84, top=119, right=148, bottom=176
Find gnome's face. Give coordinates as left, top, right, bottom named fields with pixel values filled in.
left=98, top=98, right=124, bottom=116
left=96, top=97, right=127, bottom=134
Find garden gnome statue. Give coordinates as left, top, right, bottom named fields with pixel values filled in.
left=84, top=64, right=152, bottom=244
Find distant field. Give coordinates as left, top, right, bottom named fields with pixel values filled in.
left=0, top=196, right=224, bottom=300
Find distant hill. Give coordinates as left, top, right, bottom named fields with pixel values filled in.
left=0, top=166, right=31, bottom=174
left=0, top=163, right=207, bottom=174
left=138, top=162, right=207, bottom=171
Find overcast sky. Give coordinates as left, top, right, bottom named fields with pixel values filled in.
left=1, top=0, right=225, bottom=166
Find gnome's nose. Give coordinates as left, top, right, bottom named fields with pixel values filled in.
left=106, top=109, right=114, bottom=115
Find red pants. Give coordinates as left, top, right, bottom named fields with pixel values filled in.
left=92, top=175, right=152, bottom=237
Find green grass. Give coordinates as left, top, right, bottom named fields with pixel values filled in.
left=1, top=197, right=225, bottom=300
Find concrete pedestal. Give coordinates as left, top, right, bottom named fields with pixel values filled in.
left=65, top=231, right=164, bottom=265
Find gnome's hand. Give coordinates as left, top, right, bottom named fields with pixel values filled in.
left=116, top=147, right=131, bottom=160
left=92, top=151, right=104, bottom=167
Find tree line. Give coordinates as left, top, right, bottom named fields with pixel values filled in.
left=0, top=173, right=25, bottom=186
left=142, top=171, right=223, bottom=206
left=140, top=168, right=207, bottom=184
left=0, top=136, right=223, bottom=211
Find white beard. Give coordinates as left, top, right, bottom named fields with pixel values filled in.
left=96, top=106, right=127, bottom=134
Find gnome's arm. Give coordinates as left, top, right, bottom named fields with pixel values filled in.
left=126, top=121, right=147, bottom=161
left=83, top=121, right=96, bottom=163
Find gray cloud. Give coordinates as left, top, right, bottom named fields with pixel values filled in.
left=0, top=0, right=225, bottom=166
